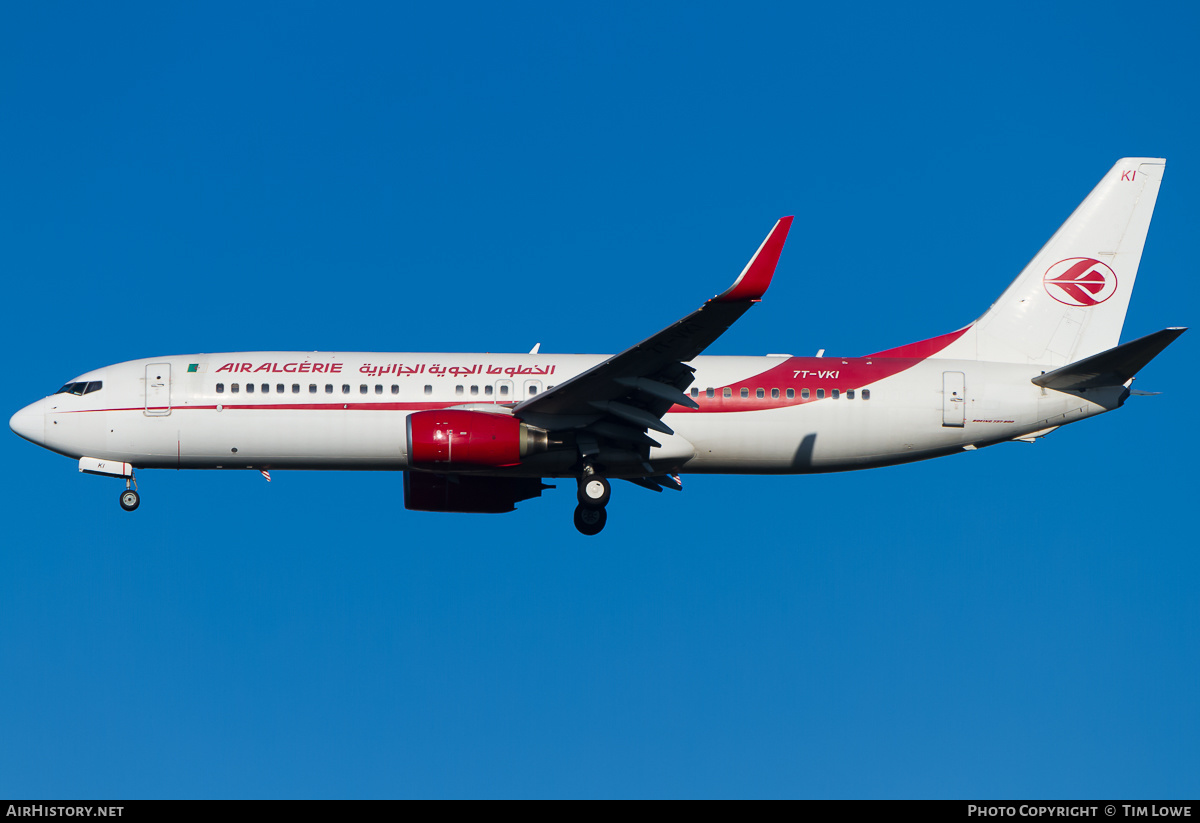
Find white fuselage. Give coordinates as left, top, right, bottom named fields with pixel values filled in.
left=15, top=350, right=1119, bottom=478
left=7, top=159, right=1171, bottom=532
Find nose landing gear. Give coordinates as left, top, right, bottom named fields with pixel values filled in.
left=119, top=472, right=139, bottom=512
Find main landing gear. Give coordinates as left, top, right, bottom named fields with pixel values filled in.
left=119, top=473, right=139, bottom=512
left=573, top=471, right=611, bottom=536
left=573, top=505, right=606, bottom=536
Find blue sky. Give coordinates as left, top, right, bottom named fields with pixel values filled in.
left=2, top=1, right=1197, bottom=798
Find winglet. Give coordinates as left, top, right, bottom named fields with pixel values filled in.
left=714, top=216, right=794, bottom=303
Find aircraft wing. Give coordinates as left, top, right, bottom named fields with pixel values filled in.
left=513, top=217, right=793, bottom=448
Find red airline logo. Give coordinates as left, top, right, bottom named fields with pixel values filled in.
left=1043, top=258, right=1118, bottom=307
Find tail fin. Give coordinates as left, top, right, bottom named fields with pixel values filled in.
left=922, top=158, right=1166, bottom=366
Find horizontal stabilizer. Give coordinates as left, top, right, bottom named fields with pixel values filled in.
left=1032, top=327, right=1186, bottom=392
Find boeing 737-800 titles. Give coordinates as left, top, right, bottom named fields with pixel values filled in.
left=10, top=159, right=1185, bottom=534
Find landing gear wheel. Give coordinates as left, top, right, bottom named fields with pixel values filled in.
left=573, top=504, right=607, bottom=536
left=119, top=489, right=140, bottom=512
left=577, top=476, right=611, bottom=508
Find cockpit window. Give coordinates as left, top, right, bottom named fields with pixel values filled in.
left=55, top=381, right=102, bottom=396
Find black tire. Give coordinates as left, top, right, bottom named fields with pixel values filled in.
left=577, top=476, right=611, bottom=508
left=119, top=489, right=140, bottom=512
left=573, top=504, right=607, bottom=536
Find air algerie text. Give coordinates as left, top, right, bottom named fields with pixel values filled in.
left=216, top=362, right=344, bottom=374
left=214, top=361, right=558, bottom=377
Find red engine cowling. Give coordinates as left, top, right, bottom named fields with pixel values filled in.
left=406, top=410, right=548, bottom=469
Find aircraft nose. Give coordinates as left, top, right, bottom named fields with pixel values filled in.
left=10, top=400, right=46, bottom=446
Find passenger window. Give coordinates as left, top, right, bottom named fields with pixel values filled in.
left=740, top=388, right=749, bottom=398
left=292, top=384, right=300, bottom=393
left=817, top=389, right=825, bottom=399
left=500, top=385, right=510, bottom=397
left=216, top=383, right=225, bottom=393
left=862, top=389, right=871, bottom=400
left=786, top=388, right=794, bottom=399
left=455, top=385, right=464, bottom=396
left=360, top=384, right=368, bottom=394
left=373, top=384, right=381, bottom=395
left=309, top=384, right=317, bottom=394
left=529, top=386, right=538, bottom=395
left=723, top=388, right=732, bottom=398
left=691, top=388, right=699, bottom=398
left=391, top=385, right=399, bottom=394
left=832, top=389, right=840, bottom=399
left=756, top=388, right=764, bottom=399
left=342, top=385, right=350, bottom=394
left=325, top=384, right=333, bottom=394
left=706, top=388, right=714, bottom=398
left=470, top=385, right=479, bottom=396
left=485, top=385, right=493, bottom=396
left=246, top=383, right=255, bottom=394
left=846, top=390, right=855, bottom=399
left=771, top=388, right=779, bottom=399
left=801, top=388, right=809, bottom=399
left=276, top=384, right=285, bottom=393
left=232, top=383, right=240, bottom=393
left=261, top=383, right=269, bottom=393
left=424, top=385, right=433, bottom=395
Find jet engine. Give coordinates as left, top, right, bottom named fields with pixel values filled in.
left=406, top=409, right=549, bottom=469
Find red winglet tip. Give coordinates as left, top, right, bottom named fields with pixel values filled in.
left=716, top=216, right=794, bottom=303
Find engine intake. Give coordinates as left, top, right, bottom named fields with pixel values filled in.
left=406, top=410, right=549, bottom=469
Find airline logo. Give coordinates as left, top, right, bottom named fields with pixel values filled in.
left=1043, top=258, right=1118, bottom=307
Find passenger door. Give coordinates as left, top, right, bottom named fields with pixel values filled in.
left=145, top=363, right=172, bottom=416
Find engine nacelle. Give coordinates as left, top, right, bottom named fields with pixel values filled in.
left=406, top=409, right=548, bottom=469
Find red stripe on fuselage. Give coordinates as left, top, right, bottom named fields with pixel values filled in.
left=672, top=326, right=972, bottom=413
left=865, top=325, right=971, bottom=359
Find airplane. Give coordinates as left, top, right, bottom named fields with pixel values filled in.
left=9, top=158, right=1185, bottom=535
